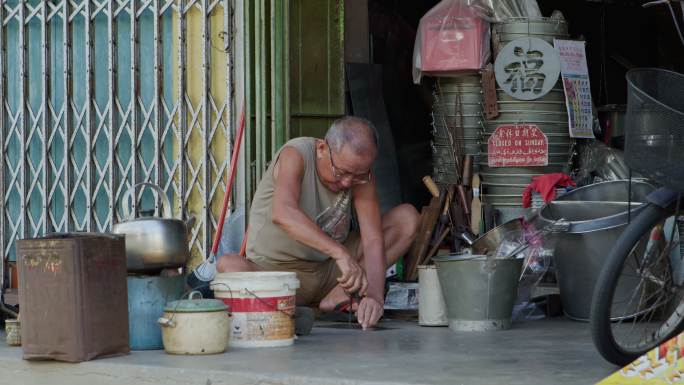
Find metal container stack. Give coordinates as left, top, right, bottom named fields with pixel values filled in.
left=492, top=17, right=570, bottom=56
left=431, top=75, right=483, bottom=185
left=480, top=18, right=573, bottom=224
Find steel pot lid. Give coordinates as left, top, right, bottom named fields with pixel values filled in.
left=164, top=292, right=228, bottom=313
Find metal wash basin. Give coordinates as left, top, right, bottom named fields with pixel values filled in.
left=538, top=180, right=655, bottom=321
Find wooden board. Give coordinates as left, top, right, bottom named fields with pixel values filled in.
left=406, top=196, right=442, bottom=280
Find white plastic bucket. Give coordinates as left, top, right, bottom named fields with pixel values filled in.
left=212, top=272, right=300, bottom=348
left=418, top=265, right=448, bottom=326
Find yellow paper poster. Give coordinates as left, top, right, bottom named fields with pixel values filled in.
left=598, top=334, right=684, bottom=384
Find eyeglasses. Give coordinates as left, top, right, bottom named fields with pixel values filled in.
left=325, top=140, right=371, bottom=185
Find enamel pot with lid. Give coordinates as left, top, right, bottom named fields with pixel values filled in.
left=112, top=183, right=194, bottom=272
left=158, top=291, right=231, bottom=355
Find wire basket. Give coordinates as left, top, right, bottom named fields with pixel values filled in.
left=625, top=68, right=684, bottom=192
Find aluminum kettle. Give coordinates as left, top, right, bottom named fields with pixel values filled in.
left=112, top=182, right=194, bottom=272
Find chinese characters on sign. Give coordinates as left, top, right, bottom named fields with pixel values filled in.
left=504, top=48, right=545, bottom=94
left=554, top=39, right=595, bottom=139
left=488, top=124, right=549, bottom=167
left=494, top=37, right=561, bottom=101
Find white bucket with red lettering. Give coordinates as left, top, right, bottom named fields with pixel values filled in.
left=212, top=272, right=299, bottom=348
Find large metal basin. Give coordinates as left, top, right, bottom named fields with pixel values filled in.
left=538, top=180, right=655, bottom=321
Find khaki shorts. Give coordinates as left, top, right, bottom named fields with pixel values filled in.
left=246, top=231, right=361, bottom=306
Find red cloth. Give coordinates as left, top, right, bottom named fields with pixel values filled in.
left=522, top=173, right=576, bottom=208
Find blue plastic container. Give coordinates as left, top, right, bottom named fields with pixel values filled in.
left=127, top=275, right=185, bottom=350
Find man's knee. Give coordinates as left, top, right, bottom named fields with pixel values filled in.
left=392, top=203, right=420, bottom=239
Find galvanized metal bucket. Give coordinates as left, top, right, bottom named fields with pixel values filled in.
left=492, top=18, right=569, bottom=57
left=538, top=180, right=656, bottom=321
left=434, top=254, right=523, bottom=331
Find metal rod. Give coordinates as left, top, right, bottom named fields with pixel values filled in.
left=270, top=0, right=276, bottom=157
left=271, top=0, right=285, bottom=153
left=177, top=0, right=187, bottom=218
left=85, top=0, right=94, bottom=231
left=19, top=1, right=28, bottom=239
left=63, top=0, right=73, bottom=231
left=202, top=0, right=211, bottom=256
left=41, top=0, right=50, bottom=234
left=224, top=0, right=233, bottom=208
left=153, top=0, right=163, bottom=210
left=108, top=0, right=118, bottom=226
left=259, top=0, right=266, bottom=174
left=130, top=0, right=139, bottom=213
left=0, top=0, right=6, bottom=284
left=284, top=0, right=290, bottom=141
left=254, top=0, right=266, bottom=182
left=244, top=0, right=252, bottom=202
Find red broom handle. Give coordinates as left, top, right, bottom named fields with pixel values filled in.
left=210, top=104, right=246, bottom=256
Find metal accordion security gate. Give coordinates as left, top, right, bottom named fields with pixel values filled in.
left=0, top=0, right=234, bottom=270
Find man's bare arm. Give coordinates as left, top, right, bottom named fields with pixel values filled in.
left=352, top=176, right=385, bottom=328
left=271, top=146, right=365, bottom=293
left=352, top=176, right=385, bottom=301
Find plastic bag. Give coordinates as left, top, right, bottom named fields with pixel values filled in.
left=575, top=141, right=632, bottom=185
left=413, top=0, right=491, bottom=84
left=492, top=220, right=555, bottom=322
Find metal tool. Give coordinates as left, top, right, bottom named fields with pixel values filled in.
left=348, top=293, right=361, bottom=328
left=348, top=295, right=353, bottom=327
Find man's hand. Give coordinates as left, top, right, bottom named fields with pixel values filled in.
left=357, top=296, right=383, bottom=330
left=334, top=253, right=368, bottom=295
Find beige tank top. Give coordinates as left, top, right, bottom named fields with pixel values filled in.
left=246, top=137, right=352, bottom=262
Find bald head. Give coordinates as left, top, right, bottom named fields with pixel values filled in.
left=325, top=116, right=379, bottom=156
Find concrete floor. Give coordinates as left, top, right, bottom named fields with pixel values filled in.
left=0, top=318, right=616, bottom=385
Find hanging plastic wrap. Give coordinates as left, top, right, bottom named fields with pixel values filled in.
left=492, top=219, right=555, bottom=322
left=412, top=0, right=491, bottom=83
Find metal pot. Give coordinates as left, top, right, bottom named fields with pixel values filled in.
left=158, top=291, right=231, bottom=355
left=112, top=183, right=193, bottom=272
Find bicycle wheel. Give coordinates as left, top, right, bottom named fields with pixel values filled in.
left=590, top=202, right=684, bottom=366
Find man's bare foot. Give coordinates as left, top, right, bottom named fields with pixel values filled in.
left=319, top=285, right=360, bottom=313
